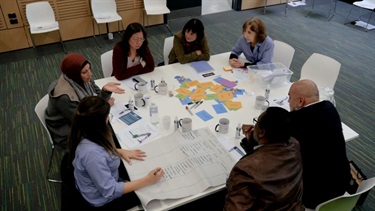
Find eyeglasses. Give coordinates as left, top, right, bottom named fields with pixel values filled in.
left=132, top=38, right=145, bottom=43
left=253, top=117, right=258, bottom=124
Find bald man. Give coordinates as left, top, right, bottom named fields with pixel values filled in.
left=288, top=79, right=351, bottom=209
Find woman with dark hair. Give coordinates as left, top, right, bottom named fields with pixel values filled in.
left=45, top=53, right=125, bottom=148
left=229, top=17, right=274, bottom=68
left=112, top=22, right=155, bottom=80
left=168, top=18, right=210, bottom=64
left=69, top=96, right=164, bottom=210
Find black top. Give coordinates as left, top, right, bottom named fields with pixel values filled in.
left=290, top=101, right=351, bottom=208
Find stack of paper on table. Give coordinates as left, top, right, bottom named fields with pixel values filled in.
left=124, top=127, right=237, bottom=209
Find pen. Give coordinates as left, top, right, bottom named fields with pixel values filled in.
left=194, top=101, right=203, bottom=109
left=185, top=106, right=194, bottom=116
left=132, top=132, right=151, bottom=138
left=119, top=109, right=129, bottom=115
left=154, top=169, right=161, bottom=176
left=190, top=101, right=201, bottom=109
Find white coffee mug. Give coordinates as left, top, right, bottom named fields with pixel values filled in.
left=255, top=95, right=269, bottom=110
left=134, top=93, right=145, bottom=107
left=134, top=81, right=147, bottom=94
left=154, top=82, right=168, bottom=95
left=215, top=118, right=230, bottom=134
left=179, top=117, right=192, bottom=133
left=143, top=94, right=151, bottom=106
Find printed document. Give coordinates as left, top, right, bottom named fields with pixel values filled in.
left=124, top=127, right=236, bottom=209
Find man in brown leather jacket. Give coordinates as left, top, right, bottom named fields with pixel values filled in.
left=224, top=107, right=304, bottom=211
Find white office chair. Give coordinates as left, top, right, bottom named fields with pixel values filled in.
left=305, top=0, right=337, bottom=21
left=163, top=36, right=174, bottom=65
left=308, top=177, right=375, bottom=211
left=273, top=40, right=295, bottom=69
left=26, top=1, right=67, bottom=59
left=143, top=0, right=173, bottom=35
left=34, top=94, right=61, bottom=183
left=344, top=0, right=375, bottom=31
left=300, top=53, right=341, bottom=89
left=101, top=50, right=113, bottom=78
left=90, top=0, right=123, bottom=47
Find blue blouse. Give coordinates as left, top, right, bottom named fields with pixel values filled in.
left=73, top=139, right=124, bottom=207
left=230, top=35, right=274, bottom=65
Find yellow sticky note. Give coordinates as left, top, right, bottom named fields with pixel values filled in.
left=184, top=80, right=199, bottom=88
left=198, top=81, right=214, bottom=89
left=218, top=92, right=233, bottom=101
left=190, top=93, right=206, bottom=101
left=176, top=87, right=191, bottom=96
left=210, top=84, right=224, bottom=93
left=225, top=101, right=243, bottom=110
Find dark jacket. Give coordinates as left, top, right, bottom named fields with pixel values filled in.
left=224, top=138, right=304, bottom=211
left=168, top=31, right=210, bottom=64
left=112, top=43, right=155, bottom=80
left=290, top=100, right=351, bottom=209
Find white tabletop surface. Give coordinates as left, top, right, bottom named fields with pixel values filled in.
left=95, top=52, right=359, bottom=210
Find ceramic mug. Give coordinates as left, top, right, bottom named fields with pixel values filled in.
left=179, top=117, right=192, bottom=133
left=134, top=81, right=147, bottom=94
left=154, top=82, right=168, bottom=95
left=134, top=93, right=145, bottom=107
left=255, top=95, right=269, bottom=110
left=215, top=118, right=230, bottom=134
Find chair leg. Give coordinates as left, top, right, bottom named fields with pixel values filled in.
left=47, top=145, right=62, bottom=183
left=92, top=19, right=102, bottom=48
left=263, top=0, right=268, bottom=15
left=165, top=13, right=173, bottom=35
left=58, top=30, right=67, bottom=54
left=344, top=5, right=354, bottom=24
left=285, top=0, right=288, bottom=17
left=365, top=12, right=373, bottom=31
left=29, top=33, right=39, bottom=60
left=327, top=0, right=337, bottom=21
left=306, top=0, right=315, bottom=17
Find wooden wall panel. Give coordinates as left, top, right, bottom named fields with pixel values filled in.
left=55, top=0, right=91, bottom=20
left=0, top=0, right=25, bottom=29
left=0, top=6, right=6, bottom=30
left=59, top=17, right=93, bottom=40
left=0, top=27, right=30, bottom=52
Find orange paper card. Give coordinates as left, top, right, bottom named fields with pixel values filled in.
left=210, top=84, right=224, bottom=93
left=184, top=80, right=199, bottom=88
left=218, top=92, right=233, bottom=101
left=198, top=81, right=214, bottom=89
left=225, top=101, right=243, bottom=110
left=176, top=87, right=191, bottom=96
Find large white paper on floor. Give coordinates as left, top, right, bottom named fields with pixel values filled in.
left=124, top=127, right=236, bottom=209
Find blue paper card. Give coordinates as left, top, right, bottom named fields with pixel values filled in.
left=191, top=61, right=214, bottom=73
left=213, top=104, right=228, bottom=114
left=196, top=110, right=214, bottom=122
left=180, top=96, right=192, bottom=105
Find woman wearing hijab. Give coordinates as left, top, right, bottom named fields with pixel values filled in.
left=45, top=53, right=125, bottom=148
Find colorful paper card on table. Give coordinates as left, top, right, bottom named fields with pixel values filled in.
left=196, top=110, right=214, bottom=122
left=191, top=61, right=214, bottom=73
left=214, top=77, right=237, bottom=88
left=210, top=84, right=224, bottom=93
left=176, top=87, right=191, bottom=96
left=190, top=93, right=206, bottom=101
left=198, top=81, right=214, bottom=89
left=218, top=91, right=233, bottom=101
left=184, top=80, right=199, bottom=88
left=225, top=101, right=243, bottom=110
left=205, top=94, right=218, bottom=100
left=213, top=104, right=228, bottom=114
left=178, top=96, right=192, bottom=105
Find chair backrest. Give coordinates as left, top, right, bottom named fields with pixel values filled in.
left=91, top=0, right=118, bottom=17
left=300, top=53, right=341, bottom=89
left=101, top=50, right=113, bottom=78
left=163, top=36, right=174, bottom=65
left=316, top=177, right=375, bottom=211
left=26, top=1, right=56, bottom=26
left=34, top=94, right=54, bottom=146
left=273, top=40, right=295, bottom=69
